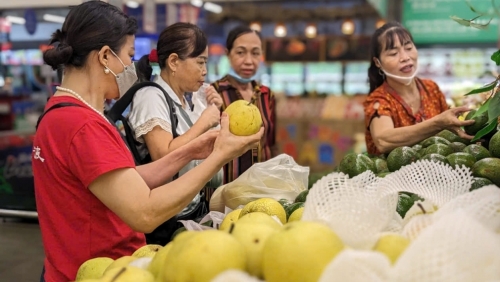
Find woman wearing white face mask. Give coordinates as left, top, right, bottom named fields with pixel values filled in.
left=364, top=22, right=475, bottom=155
left=33, top=3, right=262, bottom=281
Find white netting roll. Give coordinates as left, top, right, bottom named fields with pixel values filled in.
left=318, top=249, right=392, bottom=282
left=401, top=213, right=435, bottom=241
left=401, top=185, right=500, bottom=240
left=384, top=212, right=404, bottom=233
left=432, top=185, right=500, bottom=233
left=303, top=170, right=397, bottom=249
left=393, top=210, right=500, bottom=282
left=376, top=160, right=473, bottom=208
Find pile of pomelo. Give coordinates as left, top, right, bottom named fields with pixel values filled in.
left=74, top=192, right=416, bottom=282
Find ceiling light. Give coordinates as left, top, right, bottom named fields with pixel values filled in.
left=126, top=1, right=140, bottom=9
left=43, top=14, right=65, bottom=24
left=341, top=19, right=355, bottom=35
left=274, top=24, right=287, bottom=37
left=249, top=21, right=261, bottom=32
left=6, top=16, right=25, bottom=25
left=191, top=0, right=203, bottom=8
left=305, top=24, right=317, bottom=38
left=203, top=2, right=222, bottom=14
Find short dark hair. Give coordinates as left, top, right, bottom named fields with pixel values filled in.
left=136, top=22, right=207, bottom=82
left=43, top=1, right=138, bottom=70
left=226, top=25, right=262, bottom=51
left=368, top=21, right=414, bottom=93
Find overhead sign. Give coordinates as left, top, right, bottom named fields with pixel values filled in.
left=24, top=9, right=37, bottom=35
left=403, top=0, right=499, bottom=44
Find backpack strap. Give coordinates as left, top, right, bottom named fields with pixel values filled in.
left=107, top=81, right=179, bottom=138
left=36, top=102, right=82, bottom=130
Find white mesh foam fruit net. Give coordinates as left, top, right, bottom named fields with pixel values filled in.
left=303, top=160, right=500, bottom=281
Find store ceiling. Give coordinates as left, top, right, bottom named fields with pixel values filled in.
left=0, top=0, right=274, bottom=10
left=208, top=0, right=377, bottom=23
left=1, top=0, right=379, bottom=24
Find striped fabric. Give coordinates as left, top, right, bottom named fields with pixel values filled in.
left=212, top=75, right=276, bottom=184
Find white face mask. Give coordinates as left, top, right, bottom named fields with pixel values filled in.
left=376, top=59, right=419, bottom=86
left=105, top=50, right=138, bottom=98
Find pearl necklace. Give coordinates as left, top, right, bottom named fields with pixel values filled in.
left=56, top=86, right=110, bottom=123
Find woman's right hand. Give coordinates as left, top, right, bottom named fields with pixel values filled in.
left=213, top=113, right=264, bottom=162
left=199, top=104, right=221, bottom=130
left=435, top=106, right=476, bottom=139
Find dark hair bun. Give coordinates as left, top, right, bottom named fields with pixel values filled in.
left=43, top=29, right=73, bottom=70
left=43, top=45, right=73, bottom=70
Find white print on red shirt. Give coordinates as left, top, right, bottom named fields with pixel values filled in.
left=32, top=146, right=45, bottom=162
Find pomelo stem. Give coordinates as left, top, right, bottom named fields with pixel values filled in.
left=417, top=203, right=427, bottom=214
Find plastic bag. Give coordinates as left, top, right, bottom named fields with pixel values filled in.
left=179, top=211, right=225, bottom=231
left=221, top=154, right=309, bottom=209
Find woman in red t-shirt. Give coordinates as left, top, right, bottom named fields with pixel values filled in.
left=364, top=22, right=474, bottom=155
left=33, top=2, right=263, bottom=282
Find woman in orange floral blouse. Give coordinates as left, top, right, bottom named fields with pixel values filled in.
left=364, top=22, right=475, bottom=155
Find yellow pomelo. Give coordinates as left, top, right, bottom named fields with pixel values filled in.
left=163, top=230, right=246, bottom=282
left=287, top=207, right=304, bottom=222
left=373, top=233, right=410, bottom=264
left=239, top=198, right=287, bottom=224
left=104, top=256, right=137, bottom=274
left=132, top=244, right=163, bottom=258
left=236, top=212, right=282, bottom=230
left=100, top=266, right=154, bottom=282
left=229, top=222, right=279, bottom=278
left=219, top=209, right=242, bottom=231
left=262, top=221, right=344, bottom=282
left=75, top=257, right=114, bottom=281
left=148, top=242, right=174, bottom=280
left=224, top=100, right=262, bottom=136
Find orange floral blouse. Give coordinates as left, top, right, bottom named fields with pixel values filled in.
left=364, top=78, right=449, bottom=155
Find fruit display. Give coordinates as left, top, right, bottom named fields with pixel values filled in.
left=73, top=129, right=500, bottom=281
left=338, top=129, right=500, bottom=188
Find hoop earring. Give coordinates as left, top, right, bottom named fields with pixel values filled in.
left=172, top=71, right=175, bottom=77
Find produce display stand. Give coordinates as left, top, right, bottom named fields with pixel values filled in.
left=0, top=129, right=37, bottom=219
left=274, top=96, right=366, bottom=174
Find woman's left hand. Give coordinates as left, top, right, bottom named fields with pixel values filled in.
left=205, top=86, right=223, bottom=109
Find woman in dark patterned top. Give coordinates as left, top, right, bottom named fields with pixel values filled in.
left=212, top=25, right=276, bottom=184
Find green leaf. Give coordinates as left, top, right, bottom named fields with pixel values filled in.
left=450, top=15, right=472, bottom=26
left=472, top=98, right=492, bottom=118
left=491, top=50, right=500, bottom=65
left=472, top=119, right=498, bottom=142
left=487, top=90, right=500, bottom=123
left=466, top=1, right=485, bottom=15
left=470, top=18, right=493, bottom=29
left=465, top=80, right=498, bottom=95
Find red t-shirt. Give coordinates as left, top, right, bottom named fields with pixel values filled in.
left=32, top=96, right=146, bottom=282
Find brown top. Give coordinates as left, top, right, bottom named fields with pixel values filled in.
left=212, top=75, right=276, bottom=184
left=364, top=78, right=449, bottom=155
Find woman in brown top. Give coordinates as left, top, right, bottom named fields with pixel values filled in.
left=212, top=25, right=276, bottom=184
left=364, top=22, right=474, bottom=155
